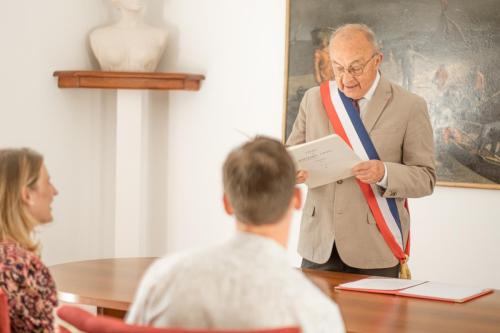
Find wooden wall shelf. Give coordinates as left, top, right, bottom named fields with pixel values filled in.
left=53, top=71, right=205, bottom=90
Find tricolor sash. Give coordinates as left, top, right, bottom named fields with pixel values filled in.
left=320, top=81, right=411, bottom=278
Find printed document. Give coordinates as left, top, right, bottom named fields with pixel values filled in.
left=287, top=134, right=363, bottom=188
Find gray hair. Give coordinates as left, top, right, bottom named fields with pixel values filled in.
left=329, top=23, right=381, bottom=53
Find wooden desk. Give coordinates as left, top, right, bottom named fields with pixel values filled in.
left=50, top=258, right=500, bottom=333
left=50, top=257, right=155, bottom=317
left=303, top=268, right=500, bottom=333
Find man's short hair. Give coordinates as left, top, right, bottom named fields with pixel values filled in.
left=223, top=136, right=296, bottom=225
left=329, top=23, right=380, bottom=54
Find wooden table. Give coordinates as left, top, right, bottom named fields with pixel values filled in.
left=50, top=258, right=500, bottom=333
left=303, top=269, right=500, bottom=333
left=50, top=257, right=155, bottom=317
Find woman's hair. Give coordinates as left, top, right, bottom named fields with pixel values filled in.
left=0, top=148, right=44, bottom=252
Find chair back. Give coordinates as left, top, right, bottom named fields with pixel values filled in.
left=57, top=305, right=300, bottom=333
left=0, top=289, right=10, bottom=333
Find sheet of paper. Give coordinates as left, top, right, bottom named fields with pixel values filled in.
left=337, top=278, right=426, bottom=291
left=287, top=134, right=363, bottom=188
left=398, top=282, right=492, bottom=302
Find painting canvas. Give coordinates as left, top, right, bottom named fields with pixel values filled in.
left=284, top=0, right=500, bottom=189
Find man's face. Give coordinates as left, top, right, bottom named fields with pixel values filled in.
left=329, top=32, right=382, bottom=100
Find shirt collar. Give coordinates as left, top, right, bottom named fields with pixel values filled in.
left=362, top=71, right=380, bottom=101
left=233, top=231, right=289, bottom=261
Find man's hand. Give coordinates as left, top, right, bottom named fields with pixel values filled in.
left=296, top=170, right=309, bottom=184
left=352, top=160, right=385, bottom=184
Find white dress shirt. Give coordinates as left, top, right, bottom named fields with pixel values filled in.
left=126, top=232, right=345, bottom=333
left=357, top=71, right=380, bottom=118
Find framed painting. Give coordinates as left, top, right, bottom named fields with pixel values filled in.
left=283, top=0, right=500, bottom=189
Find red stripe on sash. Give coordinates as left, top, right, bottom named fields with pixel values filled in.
left=320, top=82, right=407, bottom=261
left=320, top=83, right=352, bottom=149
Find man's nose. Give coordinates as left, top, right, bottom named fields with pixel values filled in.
left=342, top=72, right=356, bottom=84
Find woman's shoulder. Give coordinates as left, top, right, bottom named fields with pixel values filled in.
left=0, top=243, right=58, bottom=332
left=1, top=242, right=39, bottom=262
left=0, top=242, right=49, bottom=277
left=0, top=242, right=56, bottom=297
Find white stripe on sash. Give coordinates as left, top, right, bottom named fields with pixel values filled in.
left=328, top=81, right=404, bottom=250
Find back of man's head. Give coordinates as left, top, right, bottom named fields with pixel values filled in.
left=223, top=136, right=296, bottom=226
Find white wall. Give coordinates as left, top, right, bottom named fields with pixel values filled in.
left=1, top=0, right=499, bottom=289
left=411, top=187, right=500, bottom=287
left=0, top=0, right=116, bottom=263
left=158, top=0, right=288, bottom=253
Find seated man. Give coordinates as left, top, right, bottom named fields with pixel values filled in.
left=126, top=137, right=345, bottom=332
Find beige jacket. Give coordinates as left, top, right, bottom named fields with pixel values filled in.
left=287, top=77, right=436, bottom=268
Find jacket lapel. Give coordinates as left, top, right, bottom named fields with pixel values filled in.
left=363, top=76, right=392, bottom=134
left=327, top=117, right=334, bottom=134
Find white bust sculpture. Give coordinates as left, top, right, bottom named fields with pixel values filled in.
left=90, top=0, right=168, bottom=72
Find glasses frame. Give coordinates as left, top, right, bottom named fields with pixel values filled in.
left=331, top=52, right=379, bottom=77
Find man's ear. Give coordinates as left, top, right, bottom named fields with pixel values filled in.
left=21, top=187, right=34, bottom=206
left=223, top=194, right=234, bottom=215
left=375, top=52, right=384, bottom=68
left=293, top=187, right=302, bottom=210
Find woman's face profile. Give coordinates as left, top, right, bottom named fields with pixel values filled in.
left=25, top=164, right=58, bottom=224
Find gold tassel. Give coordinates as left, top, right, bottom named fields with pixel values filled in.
left=399, top=254, right=412, bottom=279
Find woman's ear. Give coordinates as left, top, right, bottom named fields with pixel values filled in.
left=223, top=194, right=234, bottom=215
left=21, top=187, right=34, bottom=206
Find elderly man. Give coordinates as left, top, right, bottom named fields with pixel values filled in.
left=126, top=137, right=345, bottom=333
left=287, top=24, right=436, bottom=278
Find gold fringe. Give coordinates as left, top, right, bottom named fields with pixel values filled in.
left=399, top=255, right=412, bottom=279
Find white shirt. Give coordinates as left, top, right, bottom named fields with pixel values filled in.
left=127, top=232, right=345, bottom=333
left=358, top=72, right=388, bottom=188
left=357, top=71, right=380, bottom=117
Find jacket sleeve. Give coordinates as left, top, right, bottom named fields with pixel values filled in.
left=286, top=91, right=309, bottom=146
left=383, top=96, right=436, bottom=198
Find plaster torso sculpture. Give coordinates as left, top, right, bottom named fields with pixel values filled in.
left=90, top=0, right=168, bottom=72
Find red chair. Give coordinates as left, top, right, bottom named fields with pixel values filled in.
left=57, top=305, right=300, bottom=333
left=0, top=290, right=10, bottom=333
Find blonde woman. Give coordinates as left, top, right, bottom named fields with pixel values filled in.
left=0, top=148, right=59, bottom=333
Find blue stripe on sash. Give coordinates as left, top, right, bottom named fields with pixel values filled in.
left=338, top=91, right=379, bottom=160
left=338, top=89, right=404, bottom=241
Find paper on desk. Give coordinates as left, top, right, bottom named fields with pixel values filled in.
left=287, top=134, right=363, bottom=188
left=337, top=278, right=493, bottom=302
left=398, top=282, right=493, bottom=302
left=338, top=278, right=426, bottom=291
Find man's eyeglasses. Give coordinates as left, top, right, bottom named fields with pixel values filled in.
left=332, top=53, right=379, bottom=77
